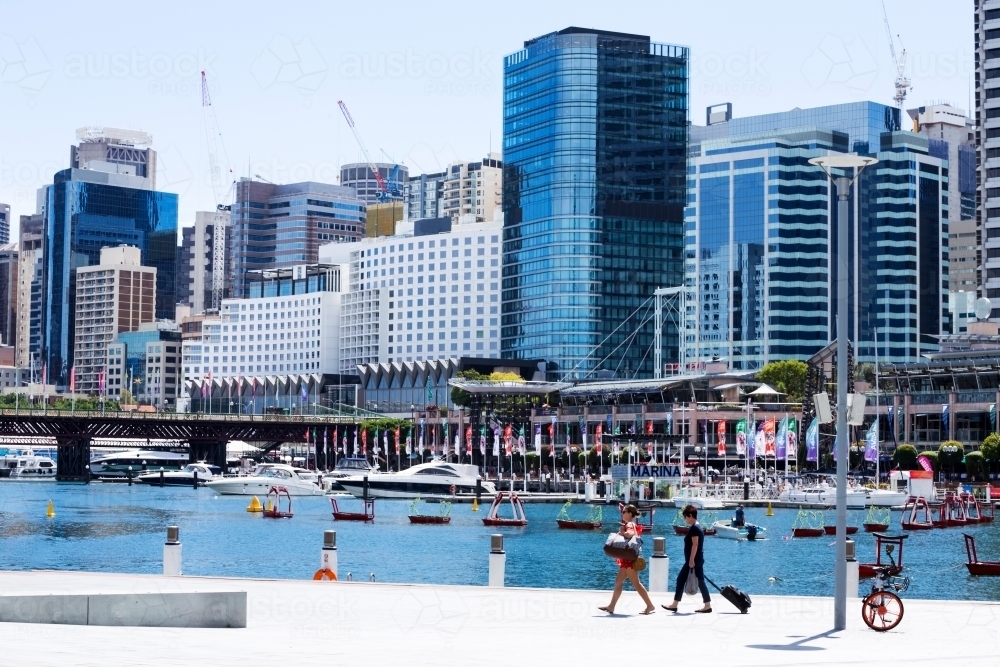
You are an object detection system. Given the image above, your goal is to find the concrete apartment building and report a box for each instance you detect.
[403,156,503,223]
[0,203,9,244]
[16,214,43,372]
[73,245,156,394]
[177,209,231,314]
[977,1,1000,318]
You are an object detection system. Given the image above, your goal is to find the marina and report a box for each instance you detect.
[2,482,1000,601]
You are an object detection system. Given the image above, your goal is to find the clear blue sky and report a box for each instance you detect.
[0,0,973,238]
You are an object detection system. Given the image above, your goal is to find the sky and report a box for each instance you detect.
[0,0,974,240]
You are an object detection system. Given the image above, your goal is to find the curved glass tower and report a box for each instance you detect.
[501,27,688,380]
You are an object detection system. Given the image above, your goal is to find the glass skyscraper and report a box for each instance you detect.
[686,101,949,368]
[501,27,688,379]
[42,167,177,387]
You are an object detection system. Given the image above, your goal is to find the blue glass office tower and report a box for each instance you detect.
[686,102,949,368]
[43,168,177,386]
[501,28,688,379]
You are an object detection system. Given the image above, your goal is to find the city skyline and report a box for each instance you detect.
[1,1,973,236]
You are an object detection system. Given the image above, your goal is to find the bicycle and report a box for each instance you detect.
[861,561,910,631]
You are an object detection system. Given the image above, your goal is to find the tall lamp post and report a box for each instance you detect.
[809,154,877,631]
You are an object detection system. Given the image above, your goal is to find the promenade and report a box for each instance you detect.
[0,570,996,666]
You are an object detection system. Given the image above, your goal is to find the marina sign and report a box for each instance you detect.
[610,464,682,480]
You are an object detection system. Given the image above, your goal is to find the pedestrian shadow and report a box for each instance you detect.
[747,629,839,651]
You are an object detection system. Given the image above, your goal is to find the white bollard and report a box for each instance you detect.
[846,538,859,600]
[648,536,669,593]
[163,526,182,576]
[584,482,594,502]
[488,534,506,587]
[321,530,338,576]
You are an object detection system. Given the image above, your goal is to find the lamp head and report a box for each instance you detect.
[975,296,992,321]
[808,155,879,170]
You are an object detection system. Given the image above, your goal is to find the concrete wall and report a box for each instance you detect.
[0,591,246,628]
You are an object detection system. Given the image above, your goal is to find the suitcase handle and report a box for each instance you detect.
[703,576,723,593]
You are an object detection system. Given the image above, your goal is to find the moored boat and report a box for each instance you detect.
[823,525,858,535]
[206,463,325,496]
[964,534,1000,575]
[792,527,825,538]
[711,519,765,541]
[135,463,220,486]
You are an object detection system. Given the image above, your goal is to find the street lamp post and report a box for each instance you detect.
[809,154,877,632]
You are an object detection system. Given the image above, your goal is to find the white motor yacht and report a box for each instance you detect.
[337,459,495,498]
[205,463,325,496]
[778,479,867,508]
[712,519,766,541]
[90,450,190,478]
[135,463,221,487]
[322,457,379,491]
[2,452,57,480]
[865,488,909,508]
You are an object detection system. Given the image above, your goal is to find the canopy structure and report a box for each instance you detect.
[749,383,780,396]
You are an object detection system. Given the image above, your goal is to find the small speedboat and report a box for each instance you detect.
[136,463,220,486]
[712,520,766,541]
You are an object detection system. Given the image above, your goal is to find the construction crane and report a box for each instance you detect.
[337,100,389,200]
[200,70,234,311]
[882,1,911,108]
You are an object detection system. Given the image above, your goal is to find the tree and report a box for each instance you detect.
[893,444,918,470]
[965,451,985,481]
[756,360,808,402]
[937,441,964,473]
[449,369,484,408]
[981,433,1000,466]
[855,362,876,385]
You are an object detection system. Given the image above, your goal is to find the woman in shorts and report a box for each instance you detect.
[599,504,655,615]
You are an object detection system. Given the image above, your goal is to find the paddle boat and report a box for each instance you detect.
[482,491,528,526]
[262,486,293,519]
[556,501,602,530]
[964,534,1000,576]
[408,496,451,525]
[330,495,375,522]
[859,533,907,579]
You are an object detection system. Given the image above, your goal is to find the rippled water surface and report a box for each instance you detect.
[2,483,999,601]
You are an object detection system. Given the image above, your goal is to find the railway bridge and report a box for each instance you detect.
[0,410,364,480]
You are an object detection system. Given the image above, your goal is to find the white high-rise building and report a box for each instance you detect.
[403,155,503,223]
[978,2,1000,318]
[321,216,502,370]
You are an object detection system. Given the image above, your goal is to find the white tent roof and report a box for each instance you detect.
[748,383,781,396]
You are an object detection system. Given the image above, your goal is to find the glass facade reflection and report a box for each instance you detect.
[501,28,688,379]
[43,168,177,386]
[686,102,948,368]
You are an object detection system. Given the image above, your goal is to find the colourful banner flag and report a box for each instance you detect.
[716,420,727,457]
[776,417,788,459]
[751,420,764,459]
[806,418,819,463]
[764,418,776,457]
[865,420,879,463]
[786,417,797,460]
[735,419,747,455]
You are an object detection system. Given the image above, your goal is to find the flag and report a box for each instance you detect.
[751,421,764,459]
[301,383,308,404]
[361,428,367,456]
[942,404,949,436]
[887,407,896,444]
[383,429,389,457]
[716,420,727,457]
[595,422,603,453]
[579,416,586,448]
[517,425,526,455]
[776,417,788,459]
[646,420,653,435]
[69,366,75,393]
[353,427,359,457]
[405,430,412,455]
[394,427,400,455]
[534,422,542,451]
[864,420,879,462]
[504,425,513,456]
[547,422,554,444]
[420,420,425,451]
[735,419,747,455]
[479,426,486,456]
[333,426,338,454]
[606,413,613,433]
[786,417,797,460]
[492,426,500,456]
[465,425,473,456]
[454,424,461,457]
[41,363,46,387]
[98,370,105,394]
[806,418,819,463]
[764,418,776,457]
[665,412,673,436]
[442,424,449,458]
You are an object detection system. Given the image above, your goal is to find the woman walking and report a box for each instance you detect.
[599,504,655,615]
[662,504,712,613]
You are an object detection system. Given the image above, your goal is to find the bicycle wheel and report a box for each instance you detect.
[861,591,904,631]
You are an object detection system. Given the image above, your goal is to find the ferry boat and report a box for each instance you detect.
[337,459,495,499]
[90,450,190,478]
[205,463,325,496]
[1,452,57,480]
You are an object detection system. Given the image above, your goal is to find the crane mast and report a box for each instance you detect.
[200,70,233,311]
[882,1,911,108]
[337,100,388,199]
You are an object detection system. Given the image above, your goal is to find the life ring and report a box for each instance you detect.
[312,568,337,581]
[449,485,456,494]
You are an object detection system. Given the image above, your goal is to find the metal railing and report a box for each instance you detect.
[0,408,367,424]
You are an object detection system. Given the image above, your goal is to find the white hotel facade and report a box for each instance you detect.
[321,216,502,370]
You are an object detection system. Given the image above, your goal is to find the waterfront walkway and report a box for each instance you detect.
[1,570,996,666]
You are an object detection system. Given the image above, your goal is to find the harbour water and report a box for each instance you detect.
[1,482,999,601]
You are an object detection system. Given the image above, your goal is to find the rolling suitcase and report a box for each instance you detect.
[705,576,751,614]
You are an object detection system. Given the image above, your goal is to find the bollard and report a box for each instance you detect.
[584,481,594,502]
[370,573,376,582]
[743,481,750,500]
[648,536,669,593]
[363,475,369,500]
[127,466,133,486]
[163,526,182,576]
[321,530,338,576]
[846,538,859,600]
[648,480,655,500]
[193,470,198,489]
[488,534,506,587]
[159,470,165,487]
